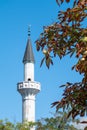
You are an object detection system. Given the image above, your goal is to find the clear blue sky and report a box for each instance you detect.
[0,0,82,122]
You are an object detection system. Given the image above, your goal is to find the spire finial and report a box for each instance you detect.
[28,25,31,37]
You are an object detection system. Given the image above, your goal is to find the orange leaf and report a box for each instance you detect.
[66,0,70,3]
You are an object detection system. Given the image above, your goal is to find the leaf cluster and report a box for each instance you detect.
[35,0,87,119]
[36,111,78,130]
[0,115,79,130]
[0,120,36,130]
[52,82,87,119]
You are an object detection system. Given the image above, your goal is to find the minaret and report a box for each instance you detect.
[17,28,41,126]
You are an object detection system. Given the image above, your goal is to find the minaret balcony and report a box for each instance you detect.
[17,81,41,94]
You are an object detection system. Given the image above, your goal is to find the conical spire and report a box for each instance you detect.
[23,27,35,63]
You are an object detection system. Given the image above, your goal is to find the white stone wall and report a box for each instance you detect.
[24,62,34,81]
[22,94,35,122]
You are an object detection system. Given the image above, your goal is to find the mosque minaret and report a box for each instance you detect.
[17,28,41,129]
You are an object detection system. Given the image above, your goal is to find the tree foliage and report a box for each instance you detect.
[0,120,36,130]
[36,111,79,130]
[0,111,79,130]
[35,0,87,119]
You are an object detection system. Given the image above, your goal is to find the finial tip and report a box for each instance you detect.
[28,25,31,37]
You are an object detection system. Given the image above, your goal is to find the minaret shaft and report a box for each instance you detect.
[22,94,35,122]
[24,62,34,81]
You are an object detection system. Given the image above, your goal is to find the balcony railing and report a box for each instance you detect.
[17,81,41,91]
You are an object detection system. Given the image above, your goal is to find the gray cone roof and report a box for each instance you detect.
[23,38,35,63]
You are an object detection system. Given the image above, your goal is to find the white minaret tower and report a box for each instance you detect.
[17,28,41,127]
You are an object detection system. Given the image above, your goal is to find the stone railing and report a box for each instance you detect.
[17,81,41,91]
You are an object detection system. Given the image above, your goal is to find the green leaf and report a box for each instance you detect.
[40,57,45,67]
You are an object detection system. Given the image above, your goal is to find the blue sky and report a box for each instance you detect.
[0,0,82,122]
